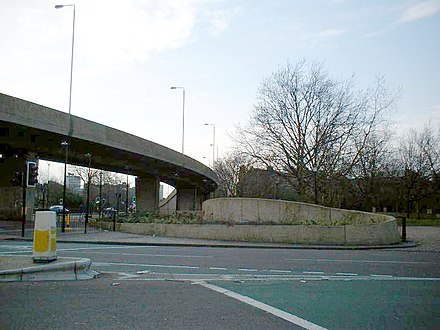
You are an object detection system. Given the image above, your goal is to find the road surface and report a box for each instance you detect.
[1,241,439,329]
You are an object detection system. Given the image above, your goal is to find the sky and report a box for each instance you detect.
[1,0,439,183]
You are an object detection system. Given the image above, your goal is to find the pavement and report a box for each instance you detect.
[1,224,438,282]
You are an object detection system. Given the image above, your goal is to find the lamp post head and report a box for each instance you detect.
[55,4,75,9]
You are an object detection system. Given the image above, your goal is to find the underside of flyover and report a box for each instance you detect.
[0,93,218,220]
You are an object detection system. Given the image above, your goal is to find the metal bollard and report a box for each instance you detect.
[401,216,407,242]
[396,216,407,242]
[112,210,116,231]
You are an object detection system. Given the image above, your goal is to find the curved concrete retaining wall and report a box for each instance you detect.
[95,218,400,246]
[93,198,401,245]
[202,198,394,225]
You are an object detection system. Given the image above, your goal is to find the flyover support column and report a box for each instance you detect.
[176,186,203,211]
[135,175,160,213]
[0,154,37,221]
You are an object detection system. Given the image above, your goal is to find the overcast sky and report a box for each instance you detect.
[1,0,439,182]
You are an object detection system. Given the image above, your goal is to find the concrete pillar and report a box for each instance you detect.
[0,155,37,220]
[0,156,23,220]
[135,175,160,213]
[176,186,203,211]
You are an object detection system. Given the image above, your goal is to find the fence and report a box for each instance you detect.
[53,212,102,234]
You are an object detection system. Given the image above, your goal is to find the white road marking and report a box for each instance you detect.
[286,258,436,265]
[114,272,440,282]
[370,274,393,278]
[77,251,213,258]
[0,244,151,255]
[238,268,258,272]
[92,261,199,269]
[336,272,358,276]
[0,250,32,254]
[268,270,292,273]
[209,267,228,270]
[197,282,327,330]
[58,246,154,252]
[117,272,140,279]
[0,245,32,250]
[303,271,324,274]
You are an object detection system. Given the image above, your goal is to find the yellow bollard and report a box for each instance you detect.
[33,211,57,263]
[66,213,71,231]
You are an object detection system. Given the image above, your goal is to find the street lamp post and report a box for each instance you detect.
[204,123,216,167]
[313,166,318,204]
[56,4,75,232]
[125,173,129,215]
[99,171,103,218]
[84,153,92,234]
[55,4,75,121]
[47,163,50,208]
[61,141,69,232]
[170,86,185,154]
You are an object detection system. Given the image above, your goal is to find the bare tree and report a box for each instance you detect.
[72,166,99,186]
[350,127,397,211]
[418,123,440,178]
[398,123,440,216]
[213,151,252,197]
[234,60,397,205]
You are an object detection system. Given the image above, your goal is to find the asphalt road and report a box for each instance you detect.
[1,241,439,329]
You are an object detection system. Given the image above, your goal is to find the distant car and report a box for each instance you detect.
[49,205,70,215]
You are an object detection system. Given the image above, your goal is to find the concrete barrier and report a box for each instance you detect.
[94,220,400,246]
[202,198,393,225]
[93,198,401,246]
[199,198,400,245]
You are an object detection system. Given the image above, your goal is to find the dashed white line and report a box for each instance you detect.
[238,268,258,272]
[58,246,154,251]
[198,282,327,330]
[92,261,199,269]
[336,272,358,276]
[209,267,228,270]
[303,271,324,274]
[286,258,436,265]
[79,251,213,258]
[268,269,292,273]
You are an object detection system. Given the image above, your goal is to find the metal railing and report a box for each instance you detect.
[54,213,101,234]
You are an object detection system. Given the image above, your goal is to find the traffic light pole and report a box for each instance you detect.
[21,170,26,238]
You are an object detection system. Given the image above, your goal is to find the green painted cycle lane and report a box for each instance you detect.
[211,280,440,329]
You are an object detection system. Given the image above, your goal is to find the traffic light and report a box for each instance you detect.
[11,170,23,186]
[27,161,38,187]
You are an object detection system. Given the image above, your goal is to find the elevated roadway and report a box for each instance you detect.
[0,93,218,218]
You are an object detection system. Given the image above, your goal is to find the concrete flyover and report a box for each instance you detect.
[0,93,218,219]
